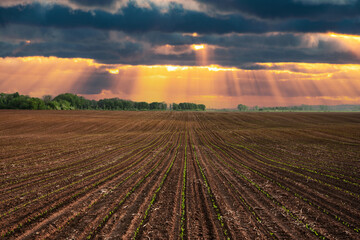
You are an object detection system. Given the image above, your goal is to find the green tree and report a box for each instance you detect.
[197,104,206,111]
[237,104,248,111]
[42,95,52,104]
[172,103,179,110]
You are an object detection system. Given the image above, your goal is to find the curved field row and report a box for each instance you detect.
[194,114,360,201]
[1,113,178,238]
[0,129,168,220]
[193,113,360,239]
[0,110,359,239]
[0,126,168,204]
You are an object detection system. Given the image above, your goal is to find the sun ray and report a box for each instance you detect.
[1,57,360,108]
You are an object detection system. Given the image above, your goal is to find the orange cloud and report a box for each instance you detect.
[0,56,359,108]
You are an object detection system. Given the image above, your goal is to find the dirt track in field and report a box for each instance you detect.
[0,110,359,239]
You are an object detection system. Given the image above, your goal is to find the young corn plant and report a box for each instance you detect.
[180,132,187,240]
[132,136,182,240]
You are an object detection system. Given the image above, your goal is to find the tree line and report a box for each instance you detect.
[237,104,360,112]
[0,92,206,111]
[171,103,206,111]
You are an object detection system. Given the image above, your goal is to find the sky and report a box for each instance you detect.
[0,0,360,108]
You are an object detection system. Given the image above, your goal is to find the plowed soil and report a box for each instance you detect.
[0,110,359,239]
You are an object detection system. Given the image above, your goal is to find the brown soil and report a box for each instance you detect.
[0,110,359,239]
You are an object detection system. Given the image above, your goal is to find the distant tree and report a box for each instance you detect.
[0,92,209,112]
[171,102,205,111]
[47,101,61,110]
[160,102,167,110]
[197,104,206,111]
[42,95,52,104]
[53,93,84,109]
[29,98,46,110]
[237,104,248,111]
[135,102,149,110]
[320,105,329,111]
[149,102,167,110]
[58,100,73,110]
[172,103,179,110]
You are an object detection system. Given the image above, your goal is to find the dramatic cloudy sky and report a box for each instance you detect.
[1,0,360,108]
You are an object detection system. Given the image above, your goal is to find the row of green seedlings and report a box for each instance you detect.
[194,113,359,183]
[132,136,182,240]
[229,129,360,182]
[0,117,175,201]
[0,130,168,219]
[0,131,171,238]
[233,134,360,183]
[1,141,141,206]
[195,113,360,182]
[0,133,83,170]
[2,142,159,239]
[202,129,360,235]
[56,135,174,235]
[1,131,155,195]
[223,143,360,234]
[3,114,176,187]
[0,133,125,186]
[202,146,279,239]
[226,142,360,200]
[191,143,231,240]
[209,129,360,200]
[228,139,360,188]
[86,140,177,239]
[291,129,360,146]
[180,132,187,240]
[0,132,161,207]
[199,134,328,240]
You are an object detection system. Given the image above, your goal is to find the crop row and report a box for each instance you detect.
[0,132,152,197]
[229,141,360,188]
[201,145,278,239]
[0,129,174,238]
[0,134,158,207]
[54,134,175,238]
[198,133,328,239]
[234,136,360,182]
[132,135,182,239]
[227,142,360,200]
[180,132,187,240]
[191,140,231,240]
[198,123,360,237]
[225,143,360,234]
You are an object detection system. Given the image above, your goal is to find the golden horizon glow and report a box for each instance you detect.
[1,56,360,108]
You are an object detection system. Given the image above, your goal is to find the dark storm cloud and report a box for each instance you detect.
[1,2,360,66]
[1,23,359,65]
[3,40,144,63]
[196,0,360,20]
[0,2,268,34]
[69,0,118,7]
[1,2,360,35]
[211,46,358,66]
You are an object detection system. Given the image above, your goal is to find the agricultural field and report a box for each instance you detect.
[0,110,359,239]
